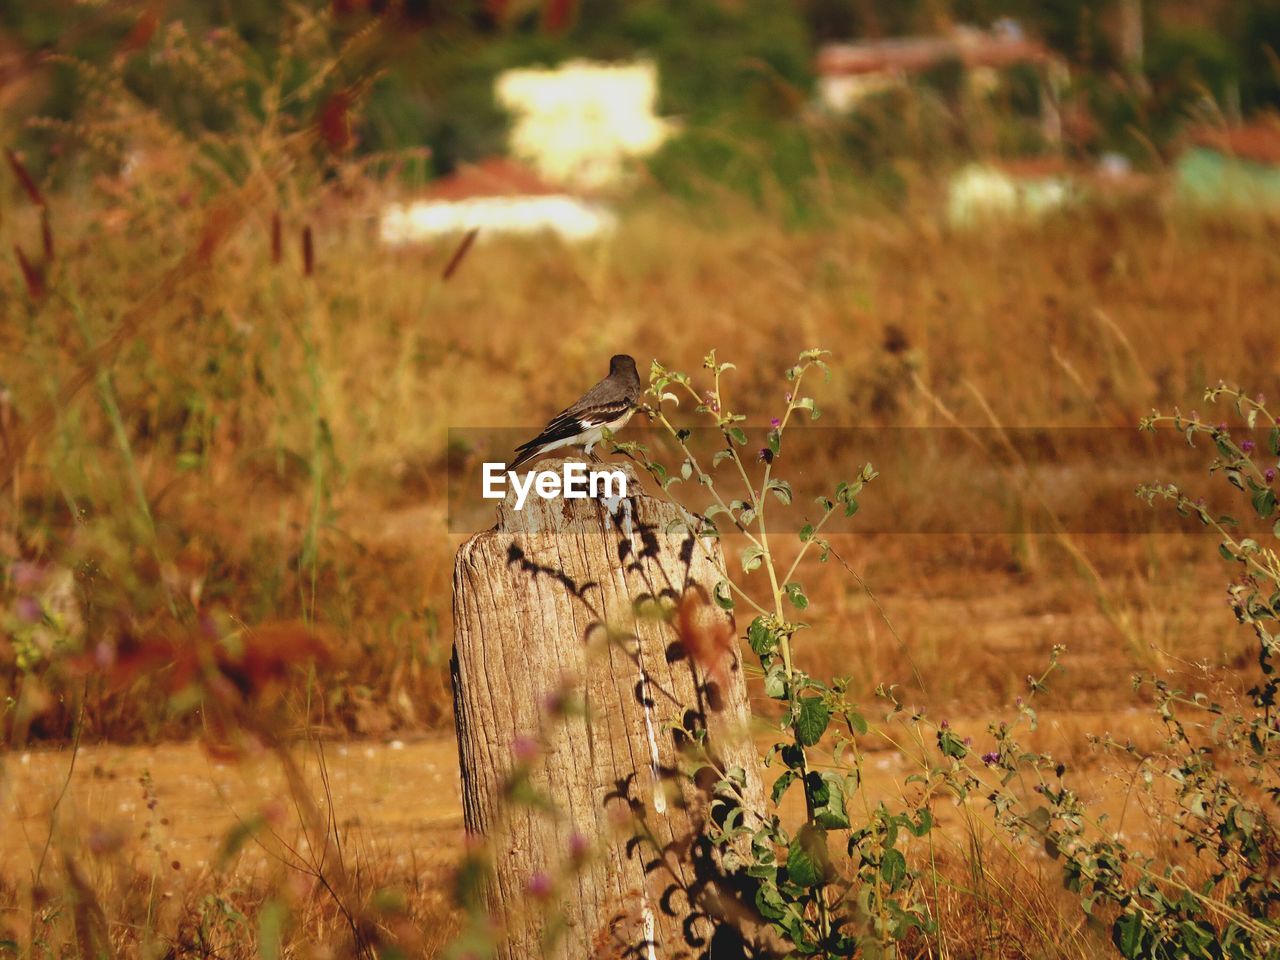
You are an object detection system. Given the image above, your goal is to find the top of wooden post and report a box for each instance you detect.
[490,457,647,536]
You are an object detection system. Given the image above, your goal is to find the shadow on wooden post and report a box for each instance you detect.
[452,458,778,959]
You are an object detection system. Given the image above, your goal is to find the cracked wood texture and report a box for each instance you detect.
[452,458,774,959]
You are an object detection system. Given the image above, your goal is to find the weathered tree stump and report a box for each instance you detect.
[452,458,773,959]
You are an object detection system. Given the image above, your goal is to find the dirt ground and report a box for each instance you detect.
[0,708,1164,892]
[0,738,465,886]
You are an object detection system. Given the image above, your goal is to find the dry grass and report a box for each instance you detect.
[2,37,1278,949]
[6,172,1271,733]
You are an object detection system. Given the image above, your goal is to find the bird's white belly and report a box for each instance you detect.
[581,408,634,452]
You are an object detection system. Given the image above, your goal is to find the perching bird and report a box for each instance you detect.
[509,354,642,470]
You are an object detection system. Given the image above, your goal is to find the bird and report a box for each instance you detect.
[509,354,642,471]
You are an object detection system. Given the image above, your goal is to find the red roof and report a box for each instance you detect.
[426,158,566,201]
[1189,122,1280,166]
[817,34,1054,77]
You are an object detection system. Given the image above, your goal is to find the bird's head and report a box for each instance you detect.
[609,354,638,377]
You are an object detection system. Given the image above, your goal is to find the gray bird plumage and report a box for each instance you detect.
[509,355,642,470]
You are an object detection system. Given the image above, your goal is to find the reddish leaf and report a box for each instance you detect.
[442,227,478,281]
[316,89,354,154]
[14,245,46,301]
[216,621,333,701]
[40,207,54,261]
[542,0,577,32]
[674,585,737,692]
[5,148,44,207]
[301,224,314,276]
[270,210,282,264]
[118,8,160,56]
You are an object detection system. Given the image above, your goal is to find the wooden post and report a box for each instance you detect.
[452,458,773,959]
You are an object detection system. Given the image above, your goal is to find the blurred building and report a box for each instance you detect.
[816,23,1066,139]
[379,157,616,246]
[1176,122,1280,209]
[494,59,674,190]
[946,159,1072,227]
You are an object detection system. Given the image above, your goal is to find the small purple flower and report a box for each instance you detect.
[527,870,553,899]
[963,736,972,747]
[757,448,773,464]
[14,596,41,624]
[703,391,720,414]
[1217,423,1229,433]
[785,392,793,404]
[11,562,44,591]
[981,751,1000,767]
[1241,439,1256,454]
[770,417,781,429]
[1266,468,1276,483]
[513,735,540,764]
[568,831,590,862]
[939,719,949,731]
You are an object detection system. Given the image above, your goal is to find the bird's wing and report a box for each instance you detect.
[514,396,634,453]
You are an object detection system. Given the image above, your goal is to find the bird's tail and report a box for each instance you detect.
[507,445,540,472]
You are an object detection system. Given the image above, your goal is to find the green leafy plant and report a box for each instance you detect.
[618,349,938,955]
[619,358,1280,958]
[956,384,1280,960]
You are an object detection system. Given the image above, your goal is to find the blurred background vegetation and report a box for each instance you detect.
[2,4,1280,955]
[1,0,1279,741]
[4,0,1279,198]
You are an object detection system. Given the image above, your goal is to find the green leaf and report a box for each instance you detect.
[258,899,288,960]
[813,772,849,829]
[798,523,814,542]
[713,580,735,610]
[219,814,266,867]
[879,848,907,888]
[755,882,786,921]
[727,426,748,446]
[834,479,862,517]
[844,709,868,736]
[937,728,969,759]
[771,770,797,804]
[712,449,735,468]
[748,617,779,656]
[783,582,809,610]
[1252,487,1277,519]
[1113,911,1146,959]
[764,665,787,699]
[1269,425,1280,457]
[908,808,934,837]
[793,397,820,421]
[740,545,766,573]
[1219,542,1236,562]
[786,825,830,888]
[766,479,793,505]
[795,696,830,747]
